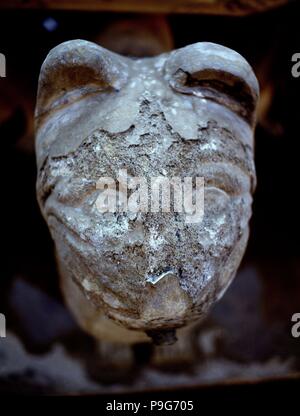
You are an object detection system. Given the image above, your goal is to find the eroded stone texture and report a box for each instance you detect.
[35,40,259,345]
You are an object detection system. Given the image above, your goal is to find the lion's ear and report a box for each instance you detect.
[165,42,259,126]
[35,39,129,124]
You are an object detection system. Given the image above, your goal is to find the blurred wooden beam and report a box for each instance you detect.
[0,0,291,16]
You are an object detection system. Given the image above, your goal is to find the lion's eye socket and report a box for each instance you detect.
[170,68,256,124]
[45,84,111,116]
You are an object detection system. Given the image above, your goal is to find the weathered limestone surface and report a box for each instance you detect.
[35,40,259,344]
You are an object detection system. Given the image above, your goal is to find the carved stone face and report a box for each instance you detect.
[35,40,259,344]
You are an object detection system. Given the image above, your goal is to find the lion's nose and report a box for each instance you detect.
[140,270,190,344]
